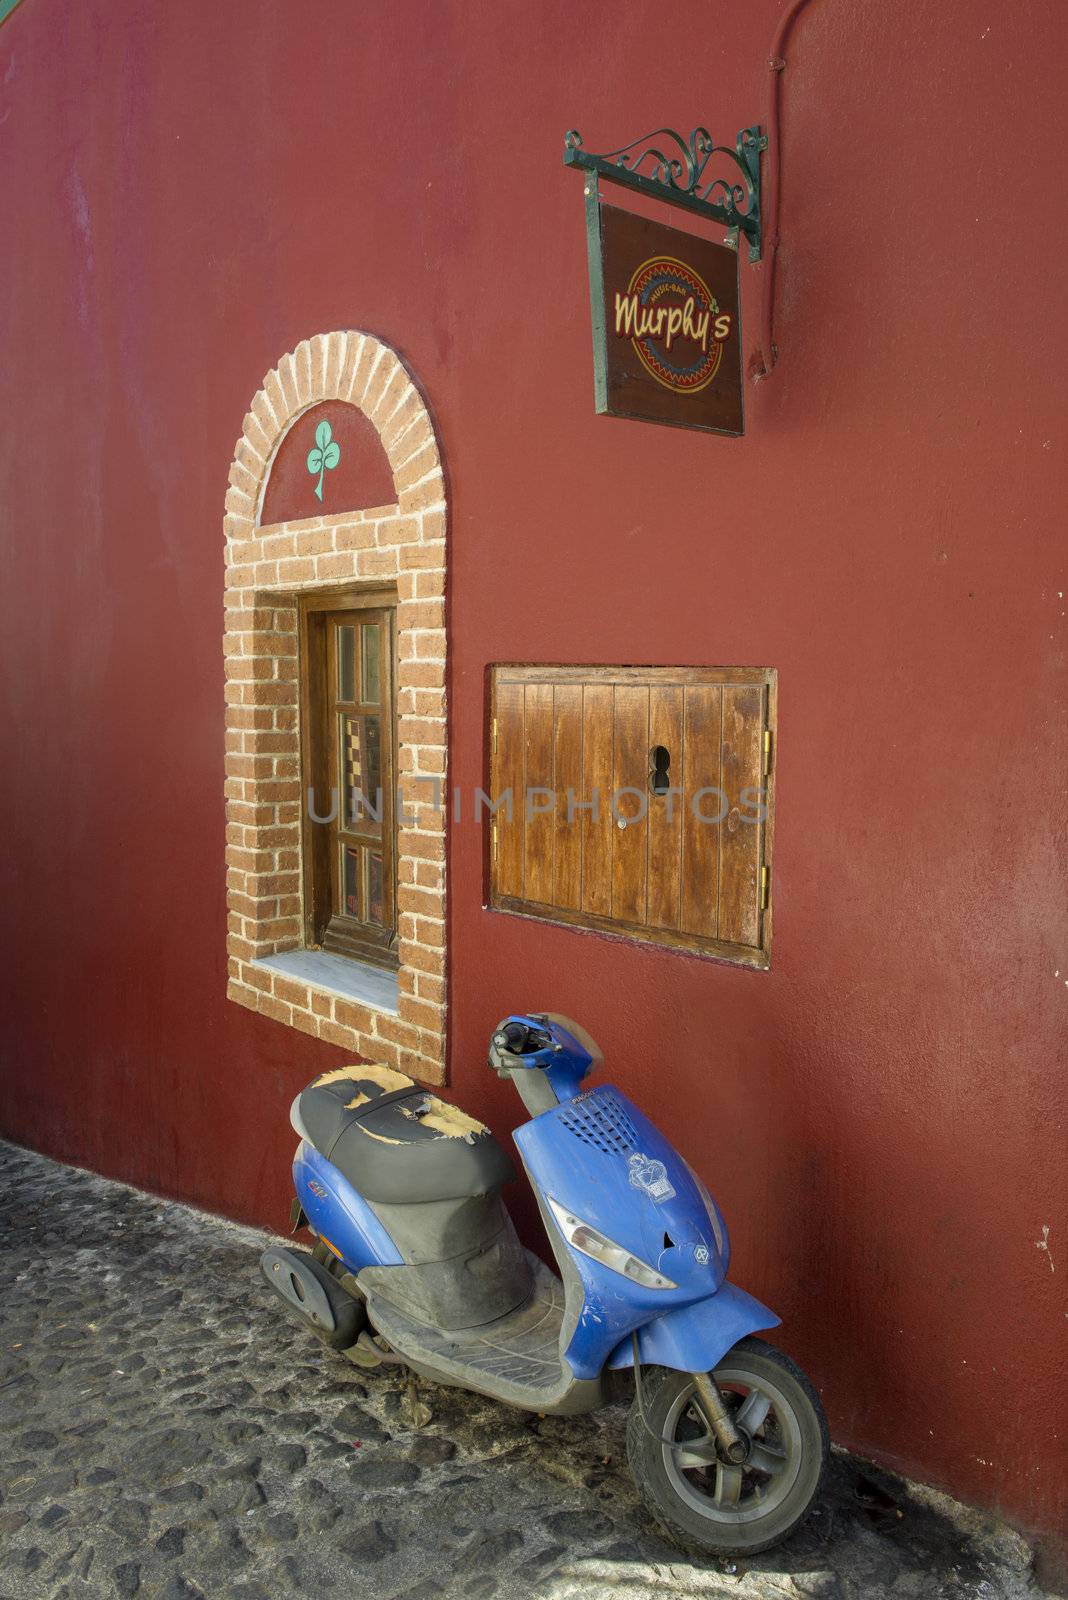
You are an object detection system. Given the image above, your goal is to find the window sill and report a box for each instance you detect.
[251,948,399,1015]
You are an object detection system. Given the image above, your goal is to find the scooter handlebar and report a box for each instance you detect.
[489,1016,553,1073]
[496,1021,532,1053]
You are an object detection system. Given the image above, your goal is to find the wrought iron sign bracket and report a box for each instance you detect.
[564,125,767,263]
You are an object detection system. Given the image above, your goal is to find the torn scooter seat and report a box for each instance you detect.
[295,1065,515,1205]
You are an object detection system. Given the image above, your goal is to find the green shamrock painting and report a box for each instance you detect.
[306,419,341,502]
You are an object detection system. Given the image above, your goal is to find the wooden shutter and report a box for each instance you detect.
[488,665,775,968]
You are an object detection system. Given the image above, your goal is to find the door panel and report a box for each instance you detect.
[489,665,774,968]
[719,684,764,948]
[580,684,614,917]
[523,682,555,905]
[493,680,525,900]
[321,605,397,966]
[681,685,723,940]
[647,685,684,931]
[612,685,649,925]
[552,685,583,910]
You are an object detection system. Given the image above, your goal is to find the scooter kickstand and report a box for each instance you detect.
[347,1331,406,1369]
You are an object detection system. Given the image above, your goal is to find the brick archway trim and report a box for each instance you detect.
[223,332,447,1084]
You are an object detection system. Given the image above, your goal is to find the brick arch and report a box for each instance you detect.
[222,332,448,1084]
[224,332,444,537]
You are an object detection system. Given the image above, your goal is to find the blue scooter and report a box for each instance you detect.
[262,1012,828,1555]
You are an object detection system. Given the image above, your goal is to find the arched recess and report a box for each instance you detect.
[223,332,447,1084]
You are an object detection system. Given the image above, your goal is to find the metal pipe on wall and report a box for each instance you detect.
[749,0,819,380]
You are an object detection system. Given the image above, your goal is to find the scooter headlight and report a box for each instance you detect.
[547,1197,677,1290]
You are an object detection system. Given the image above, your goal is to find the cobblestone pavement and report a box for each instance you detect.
[0,1140,1046,1600]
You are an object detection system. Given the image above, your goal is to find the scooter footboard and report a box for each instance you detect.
[605,1281,780,1375]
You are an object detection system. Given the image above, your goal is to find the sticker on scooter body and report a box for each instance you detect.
[628,1152,676,1203]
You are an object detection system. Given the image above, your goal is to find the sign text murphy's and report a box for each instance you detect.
[586,203,744,435]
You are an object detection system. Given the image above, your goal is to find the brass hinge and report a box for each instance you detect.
[763,729,773,777]
[760,864,770,909]
[492,717,498,753]
[492,820,499,859]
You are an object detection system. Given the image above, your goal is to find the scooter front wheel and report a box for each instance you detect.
[626,1336,828,1557]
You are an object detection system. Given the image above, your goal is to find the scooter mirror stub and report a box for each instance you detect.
[539,1012,604,1070]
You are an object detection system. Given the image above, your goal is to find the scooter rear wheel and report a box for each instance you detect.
[626,1336,828,1557]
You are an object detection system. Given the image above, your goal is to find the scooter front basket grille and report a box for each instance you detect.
[556,1088,638,1155]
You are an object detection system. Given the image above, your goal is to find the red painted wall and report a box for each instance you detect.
[1,0,1064,1548]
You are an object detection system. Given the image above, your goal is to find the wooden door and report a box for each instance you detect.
[488,665,775,968]
[300,596,398,970]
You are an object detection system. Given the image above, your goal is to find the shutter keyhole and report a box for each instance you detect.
[649,745,671,796]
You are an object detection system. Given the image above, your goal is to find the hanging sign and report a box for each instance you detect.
[586,202,743,436]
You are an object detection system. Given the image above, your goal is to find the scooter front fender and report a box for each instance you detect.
[606,1281,780,1375]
